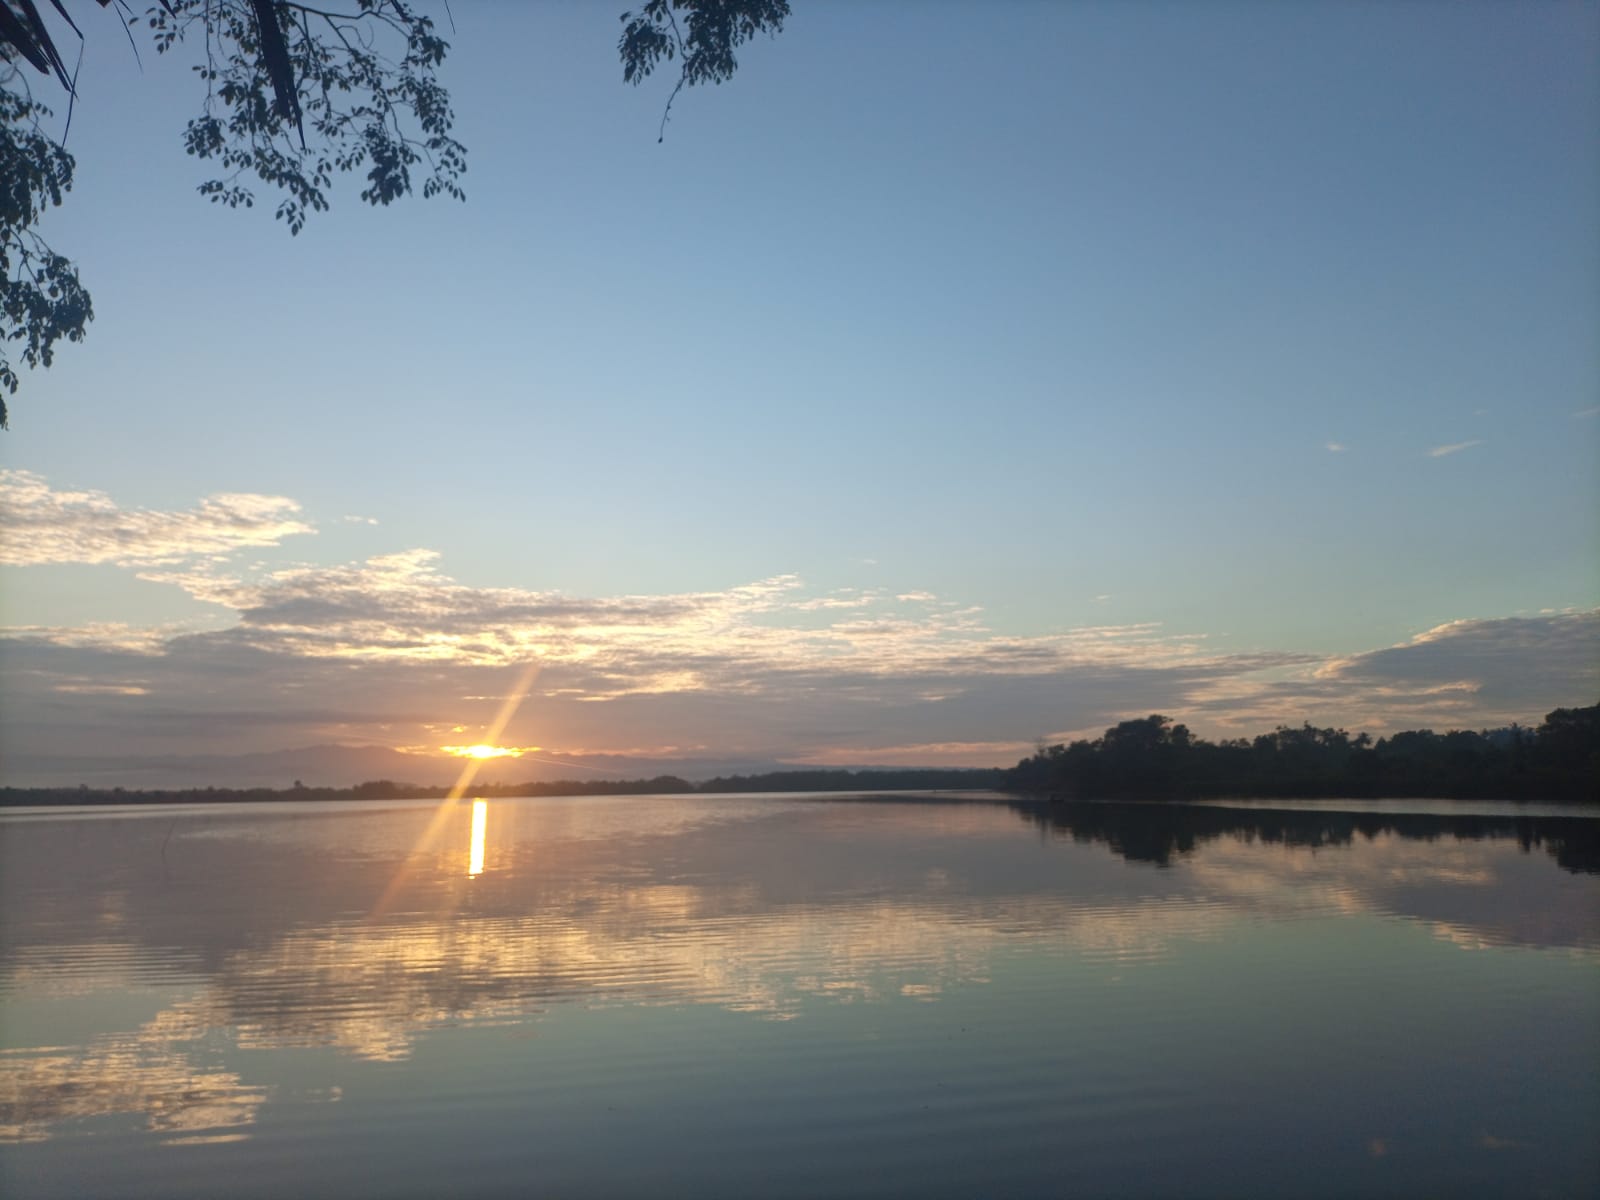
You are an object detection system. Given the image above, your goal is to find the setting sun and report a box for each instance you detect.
[443,744,523,760]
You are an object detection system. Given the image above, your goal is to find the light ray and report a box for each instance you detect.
[370,661,539,916]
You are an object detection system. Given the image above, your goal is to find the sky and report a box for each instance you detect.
[2,1,1597,786]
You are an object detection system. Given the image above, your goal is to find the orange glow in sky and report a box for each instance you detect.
[371,662,540,917]
[443,744,527,760]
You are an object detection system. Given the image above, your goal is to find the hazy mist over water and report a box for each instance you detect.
[2,794,1596,1198]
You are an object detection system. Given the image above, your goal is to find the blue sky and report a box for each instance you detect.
[2,2,1596,783]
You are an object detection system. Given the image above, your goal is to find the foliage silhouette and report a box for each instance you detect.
[1004,704,1599,803]
[0,0,789,426]
[0,71,91,426]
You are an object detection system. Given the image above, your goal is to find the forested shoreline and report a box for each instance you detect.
[0,767,1004,807]
[3,704,1594,807]
[1003,704,1598,803]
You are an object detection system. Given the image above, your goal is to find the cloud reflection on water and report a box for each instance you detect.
[0,1001,269,1145]
[0,796,1595,1145]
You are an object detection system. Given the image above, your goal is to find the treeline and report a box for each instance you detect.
[0,767,1002,807]
[0,776,697,807]
[1004,703,1599,802]
[7,707,1593,807]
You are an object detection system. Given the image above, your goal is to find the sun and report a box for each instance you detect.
[443,743,524,760]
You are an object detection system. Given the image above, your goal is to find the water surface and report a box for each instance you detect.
[2,794,1596,1197]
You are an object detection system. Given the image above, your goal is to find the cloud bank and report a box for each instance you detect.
[2,475,1595,784]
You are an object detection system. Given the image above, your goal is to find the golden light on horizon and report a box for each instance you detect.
[468,800,486,877]
[443,744,525,760]
[371,662,541,917]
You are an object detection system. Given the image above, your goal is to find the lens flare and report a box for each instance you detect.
[371,661,540,916]
[443,744,524,760]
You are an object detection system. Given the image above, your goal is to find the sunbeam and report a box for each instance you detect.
[370,661,540,916]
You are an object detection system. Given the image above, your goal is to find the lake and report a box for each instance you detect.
[2,794,1597,1198]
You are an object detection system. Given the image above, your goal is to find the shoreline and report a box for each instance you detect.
[3,787,1597,815]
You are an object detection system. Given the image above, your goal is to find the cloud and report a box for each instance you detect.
[9,534,1587,780]
[1185,612,1600,733]
[1324,442,1347,453]
[1319,612,1599,715]
[0,471,313,566]
[787,739,1038,766]
[1,601,1588,780]
[11,557,1590,782]
[1425,440,1483,458]
[3,483,1594,778]
[126,552,1223,697]
[1,543,1308,775]
[1573,407,1600,419]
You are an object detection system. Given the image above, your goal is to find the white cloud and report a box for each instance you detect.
[2,477,1593,777]
[129,550,1218,695]
[0,471,314,567]
[4,604,1591,778]
[1325,442,1347,453]
[1425,440,1484,458]
[1,540,1309,774]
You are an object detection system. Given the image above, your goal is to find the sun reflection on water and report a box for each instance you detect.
[2,799,1595,1151]
[370,661,538,915]
[468,799,486,877]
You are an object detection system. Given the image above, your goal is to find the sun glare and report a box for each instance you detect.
[372,664,540,919]
[444,744,523,760]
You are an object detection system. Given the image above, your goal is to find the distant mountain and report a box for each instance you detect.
[0,743,837,790]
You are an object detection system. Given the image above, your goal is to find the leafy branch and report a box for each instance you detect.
[619,0,787,141]
[146,0,466,235]
[0,56,91,428]
[0,0,790,425]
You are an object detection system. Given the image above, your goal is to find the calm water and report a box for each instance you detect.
[1,794,1596,1198]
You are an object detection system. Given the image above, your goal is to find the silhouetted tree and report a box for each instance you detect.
[1005,704,1599,802]
[0,0,789,426]
[1536,703,1600,778]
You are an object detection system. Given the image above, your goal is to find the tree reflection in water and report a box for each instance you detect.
[0,795,1595,1159]
[1006,797,1600,874]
